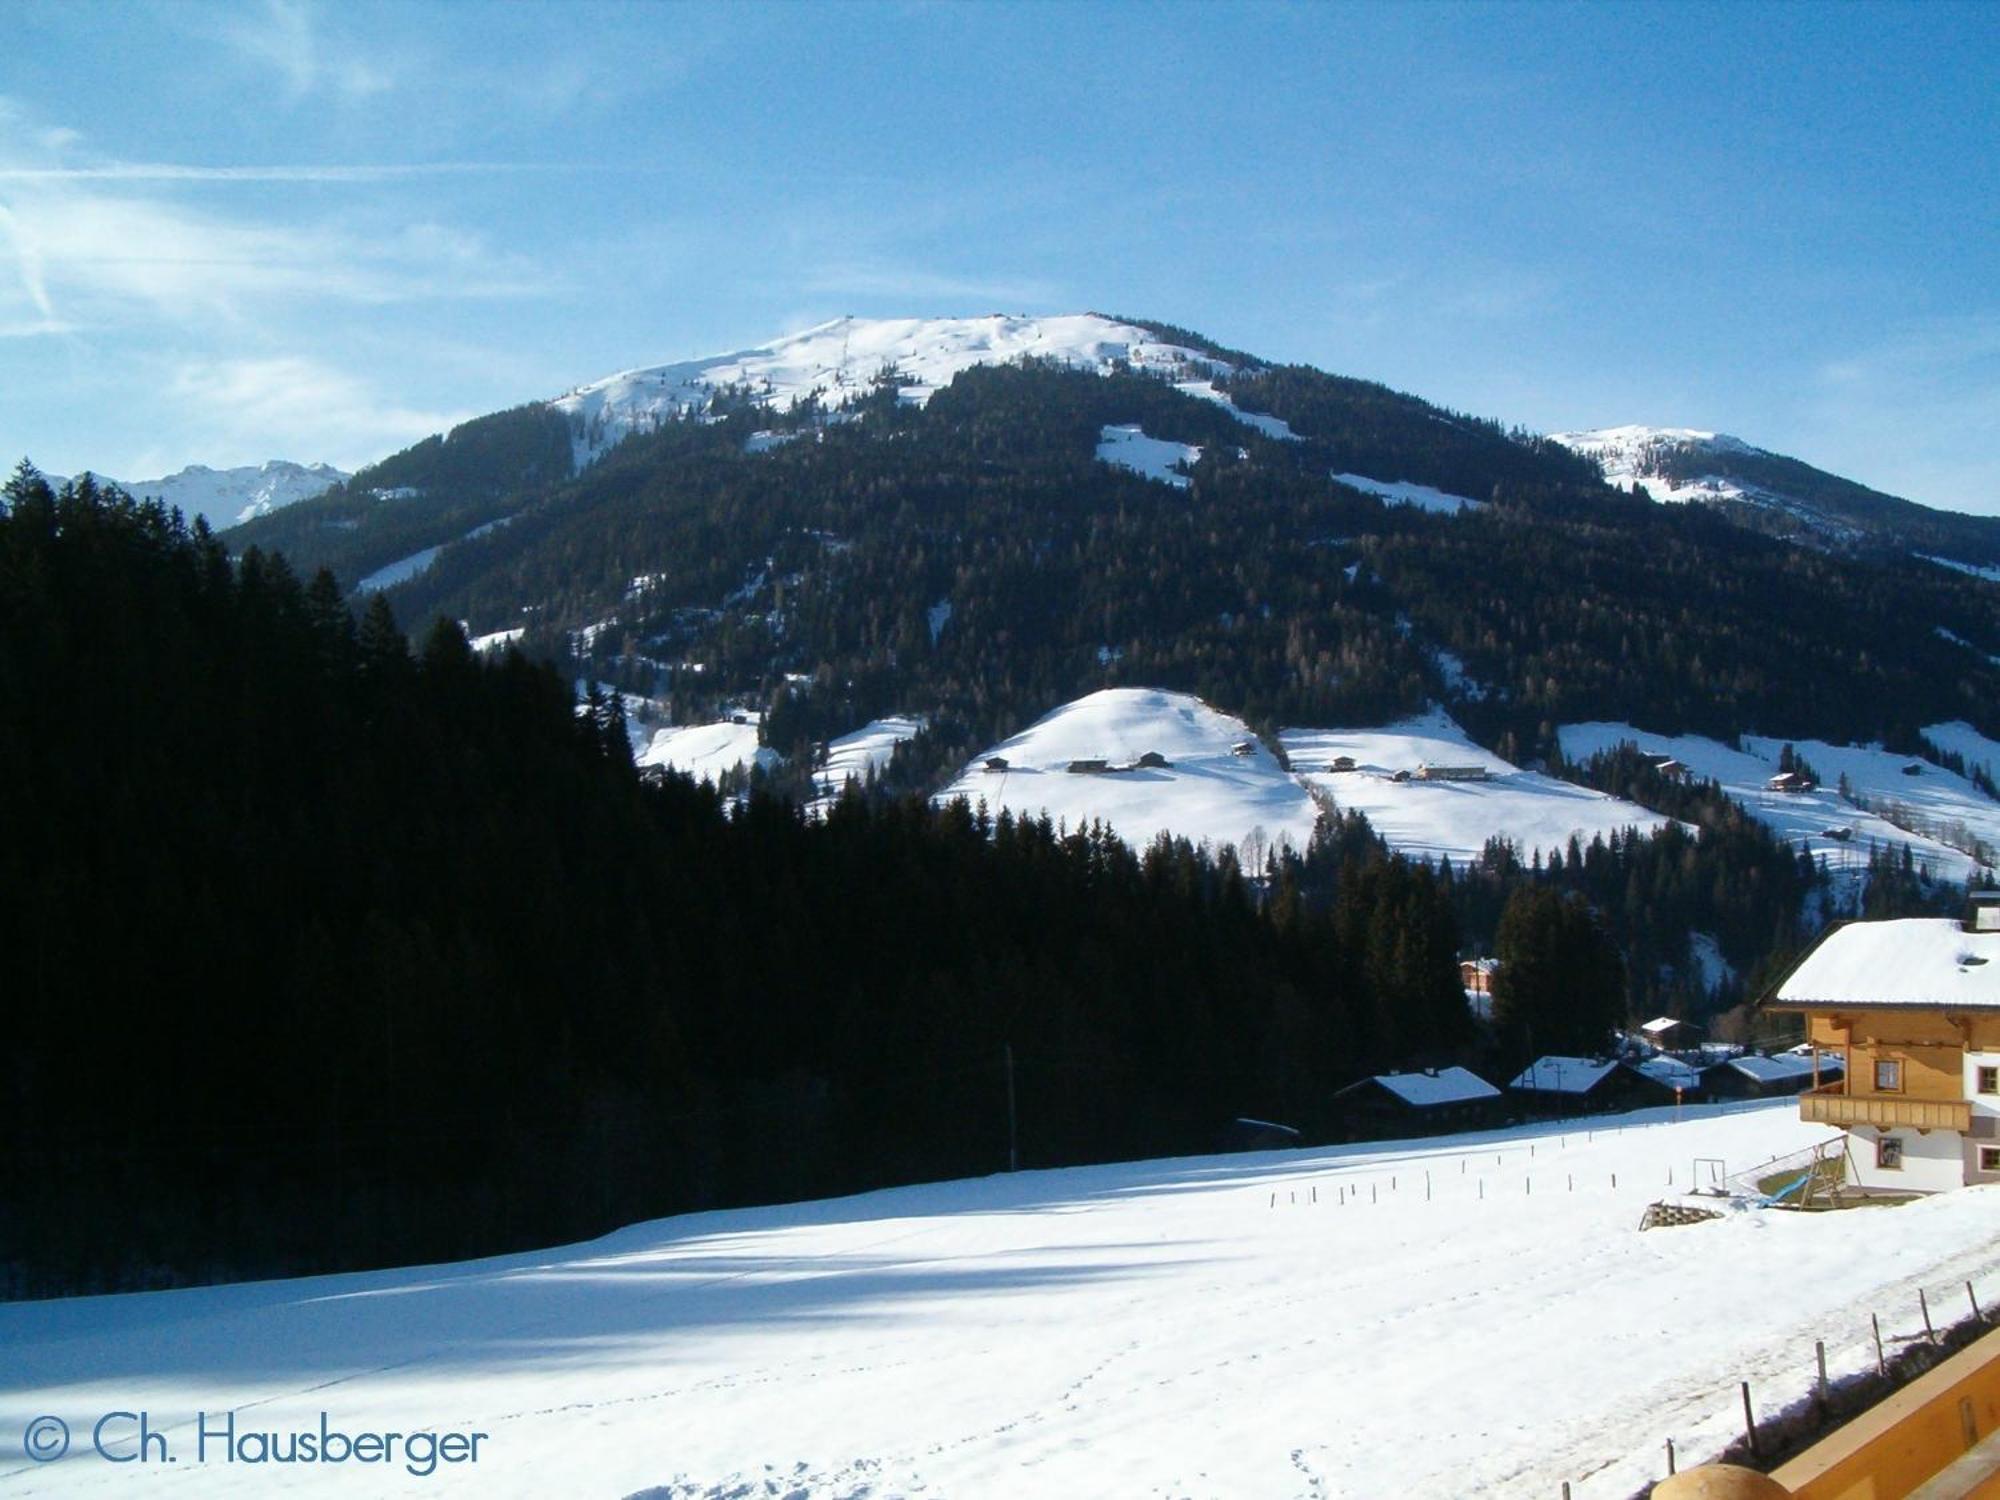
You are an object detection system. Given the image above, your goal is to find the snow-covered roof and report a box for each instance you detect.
[1776,918,2000,1009]
[1638,1016,1683,1036]
[1509,1056,1619,1093]
[1627,1057,1703,1090]
[1724,1053,1838,1084]
[1369,1067,1502,1108]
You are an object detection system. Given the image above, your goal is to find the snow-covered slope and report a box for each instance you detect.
[1285,708,1673,865]
[938,688,1320,860]
[7,1103,1998,1499]
[1561,722,2000,882]
[549,314,1251,469]
[811,715,924,812]
[83,460,347,528]
[1332,472,1484,515]
[1094,424,1200,488]
[636,714,780,782]
[1549,426,1762,506]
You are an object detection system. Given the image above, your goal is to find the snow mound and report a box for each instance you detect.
[550,314,1257,469]
[937,687,1319,859]
[1284,708,1673,866]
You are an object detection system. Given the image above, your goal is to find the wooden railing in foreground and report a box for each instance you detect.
[1652,1324,2000,1499]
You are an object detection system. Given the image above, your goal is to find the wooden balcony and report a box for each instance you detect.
[1799,1082,1971,1133]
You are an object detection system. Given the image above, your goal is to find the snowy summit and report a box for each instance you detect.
[549,314,1247,469]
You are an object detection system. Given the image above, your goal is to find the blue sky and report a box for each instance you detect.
[3,0,1995,510]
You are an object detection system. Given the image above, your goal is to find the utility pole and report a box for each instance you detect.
[1006,1042,1019,1172]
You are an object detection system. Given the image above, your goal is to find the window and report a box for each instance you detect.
[1877,1135,1905,1170]
[1982,1146,2000,1174]
[1875,1058,1903,1092]
[1979,1065,1999,1096]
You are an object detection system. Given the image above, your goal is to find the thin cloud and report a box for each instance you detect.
[167,355,470,472]
[0,162,583,184]
[0,185,554,330]
[215,0,398,103]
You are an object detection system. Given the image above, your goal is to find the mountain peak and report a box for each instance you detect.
[549,313,1241,470]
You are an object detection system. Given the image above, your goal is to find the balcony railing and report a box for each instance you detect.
[1798,1083,1971,1133]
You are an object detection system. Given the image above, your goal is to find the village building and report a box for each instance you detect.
[1325,754,1357,772]
[1768,895,2000,1192]
[1765,770,1816,793]
[1135,750,1172,769]
[1622,1055,1706,1104]
[1507,1055,1623,1111]
[1333,1067,1502,1136]
[1413,763,1490,782]
[982,756,1010,772]
[1702,1051,1844,1101]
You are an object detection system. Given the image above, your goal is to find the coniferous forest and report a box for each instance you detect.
[2,466,1493,1297]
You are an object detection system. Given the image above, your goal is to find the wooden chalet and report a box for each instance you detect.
[1334,1067,1503,1136]
[1767,894,2000,1192]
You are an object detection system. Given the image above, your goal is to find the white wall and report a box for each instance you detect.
[1847,1124,1965,1192]
[1967,1050,2000,1184]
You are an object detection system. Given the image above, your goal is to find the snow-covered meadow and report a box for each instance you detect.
[1287,710,1674,866]
[5,1103,1997,1499]
[934,688,1323,859]
[1560,722,2000,882]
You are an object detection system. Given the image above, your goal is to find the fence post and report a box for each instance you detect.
[1742,1380,1760,1459]
[1666,1437,1676,1474]
[1873,1312,1886,1376]
[1816,1340,1829,1407]
[1970,1281,1984,1324]
[1921,1288,1937,1345]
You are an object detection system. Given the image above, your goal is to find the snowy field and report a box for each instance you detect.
[6,1103,1998,1499]
[1286,709,1674,865]
[936,688,1322,859]
[1330,472,1484,515]
[1561,721,2000,882]
[1095,424,1200,488]
[811,715,925,812]
[636,715,779,782]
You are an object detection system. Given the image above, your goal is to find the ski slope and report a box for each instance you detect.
[1561,722,2000,882]
[1285,709,1674,865]
[936,688,1321,859]
[811,715,925,813]
[7,1104,1998,1499]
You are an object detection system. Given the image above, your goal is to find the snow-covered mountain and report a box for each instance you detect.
[1550,425,1764,506]
[550,313,1261,469]
[1551,424,2000,564]
[80,459,348,528]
